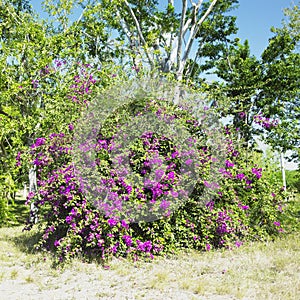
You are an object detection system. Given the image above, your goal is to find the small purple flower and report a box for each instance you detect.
[232,150,239,157]
[121,220,129,229]
[185,159,193,166]
[171,190,178,198]
[31,137,46,148]
[235,241,243,248]
[136,240,152,252]
[206,200,214,211]
[236,173,245,180]
[68,123,74,131]
[273,221,280,227]
[66,215,73,224]
[31,79,39,88]
[155,169,165,181]
[252,168,262,179]
[205,244,211,251]
[224,126,230,135]
[108,218,118,227]
[171,151,179,159]
[160,200,170,210]
[168,172,175,180]
[225,160,234,168]
[15,151,22,167]
[54,240,60,247]
[238,112,246,119]
[246,179,252,185]
[132,65,140,73]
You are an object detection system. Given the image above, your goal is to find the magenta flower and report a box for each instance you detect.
[107,218,118,227]
[238,112,246,118]
[235,241,243,248]
[185,159,193,166]
[252,168,262,179]
[31,79,39,88]
[31,137,46,148]
[168,172,175,180]
[155,169,165,181]
[15,152,22,167]
[171,190,178,198]
[206,200,214,211]
[66,215,73,224]
[160,200,170,210]
[121,220,129,229]
[225,160,234,168]
[273,221,280,227]
[205,244,211,251]
[171,151,179,159]
[236,173,245,180]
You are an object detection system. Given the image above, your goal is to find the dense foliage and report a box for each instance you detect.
[0,0,299,264]
[19,75,292,263]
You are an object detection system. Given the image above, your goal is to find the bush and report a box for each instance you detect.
[22,77,293,263]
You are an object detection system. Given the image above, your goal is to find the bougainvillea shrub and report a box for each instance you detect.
[22,76,291,263]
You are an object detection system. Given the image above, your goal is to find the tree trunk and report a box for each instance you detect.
[280,151,286,190]
[29,166,38,224]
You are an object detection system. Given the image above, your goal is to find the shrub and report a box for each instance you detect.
[22,77,293,263]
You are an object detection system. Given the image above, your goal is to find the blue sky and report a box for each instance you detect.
[233,0,292,57]
[30,0,293,58]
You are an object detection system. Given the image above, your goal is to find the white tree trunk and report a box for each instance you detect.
[280,151,286,190]
[29,166,38,224]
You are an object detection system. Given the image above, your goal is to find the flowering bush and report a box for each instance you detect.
[22,75,293,264]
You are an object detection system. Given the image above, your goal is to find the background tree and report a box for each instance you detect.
[0,0,115,223]
[211,2,299,160]
[41,0,238,81]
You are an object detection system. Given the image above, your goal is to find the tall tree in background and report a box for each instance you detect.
[42,0,238,81]
[0,0,113,209]
[213,2,299,161]
[259,3,300,155]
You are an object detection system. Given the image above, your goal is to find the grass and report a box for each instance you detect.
[0,193,299,299]
[1,191,30,227]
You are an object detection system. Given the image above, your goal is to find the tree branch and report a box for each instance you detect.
[116,9,133,43]
[181,0,218,71]
[123,0,154,68]
[177,0,187,70]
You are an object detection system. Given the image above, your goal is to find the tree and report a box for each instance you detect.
[212,2,299,155]
[41,0,238,82]
[259,3,300,154]
[214,39,262,144]
[0,0,115,224]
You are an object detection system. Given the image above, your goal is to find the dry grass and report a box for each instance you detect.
[0,225,299,299]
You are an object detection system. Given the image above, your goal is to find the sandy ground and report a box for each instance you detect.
[0,226,299,300]
[0,252,241,300]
